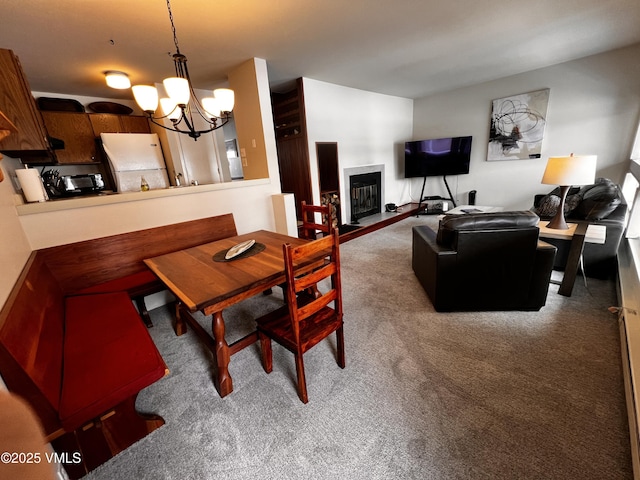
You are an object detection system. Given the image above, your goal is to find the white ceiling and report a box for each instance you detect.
[2,0,640,101]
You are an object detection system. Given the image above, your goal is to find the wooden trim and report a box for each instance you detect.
[340,203,424,242]
[618,239,640,479]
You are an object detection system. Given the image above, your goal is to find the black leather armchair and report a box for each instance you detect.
[412,211,557,312]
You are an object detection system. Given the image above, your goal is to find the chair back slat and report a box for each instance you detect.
[295,263,336,292]
[300,201,331,239]
[297,290,337,322]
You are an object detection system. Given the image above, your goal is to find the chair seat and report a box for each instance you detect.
[256,304,343,354]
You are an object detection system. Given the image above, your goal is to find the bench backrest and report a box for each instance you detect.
[0,252,64,434]
[37,213,238,294]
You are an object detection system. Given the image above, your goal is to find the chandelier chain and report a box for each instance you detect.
[166,0,181,55]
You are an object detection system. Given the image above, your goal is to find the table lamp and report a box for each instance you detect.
[541,153,597,230]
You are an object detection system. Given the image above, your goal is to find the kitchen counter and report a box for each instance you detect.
[15,178,269,215]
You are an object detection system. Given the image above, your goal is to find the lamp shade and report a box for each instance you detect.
[214,88,235,113]
[163,77,190,107]
[541,154,597,186]
[201,97,221,118]
[105,71,131,89]
[160,97,181,121]
[132,85,159,113]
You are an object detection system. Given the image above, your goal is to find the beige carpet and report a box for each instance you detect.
[85,215,632,479]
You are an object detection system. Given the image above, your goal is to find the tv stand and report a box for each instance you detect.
[416,175,457,216]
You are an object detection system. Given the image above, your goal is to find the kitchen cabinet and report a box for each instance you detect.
[41,111,99,164]
[89,114,150,135]
[37,112,151,165]
[118,115,150,133]
[88,114,121,135]
[0,48,50,157]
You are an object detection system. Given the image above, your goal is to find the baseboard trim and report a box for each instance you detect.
[617,239,640,479]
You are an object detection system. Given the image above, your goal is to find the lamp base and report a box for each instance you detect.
[545,215,570,230]
[544,185,571,230]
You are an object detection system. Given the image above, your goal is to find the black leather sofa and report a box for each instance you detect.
[533,178,627,279]
[412,211,557,312]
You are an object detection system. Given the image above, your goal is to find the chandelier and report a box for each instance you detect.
[131,0,234,140]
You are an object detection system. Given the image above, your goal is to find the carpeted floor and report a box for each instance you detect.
[85,216,632,479]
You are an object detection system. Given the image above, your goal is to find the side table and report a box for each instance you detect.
[538,222,607,296]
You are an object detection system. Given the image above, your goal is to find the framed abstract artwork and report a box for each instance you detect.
[487,88,550,161]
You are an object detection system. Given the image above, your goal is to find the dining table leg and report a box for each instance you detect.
[211,310,233,397]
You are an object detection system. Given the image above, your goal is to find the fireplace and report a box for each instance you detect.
[349,171,382,223]
[343,164,385,224]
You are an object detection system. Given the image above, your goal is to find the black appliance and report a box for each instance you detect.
[42,170,105,197]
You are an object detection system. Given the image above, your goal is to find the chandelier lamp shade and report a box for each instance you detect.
[131,0,234,140]
[541,153,597,230]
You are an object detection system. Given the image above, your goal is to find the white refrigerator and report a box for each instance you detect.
[101,133,170,192]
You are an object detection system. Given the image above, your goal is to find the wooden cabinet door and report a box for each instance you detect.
[41,112,98,164]
[89,114,121,135]
[0,48,49,154]
[119,115,150,133]
[89,114,151,135]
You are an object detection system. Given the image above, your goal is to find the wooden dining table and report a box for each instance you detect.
[144,229,309,398]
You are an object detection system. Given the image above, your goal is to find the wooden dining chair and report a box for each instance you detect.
[256,228,345,403]
[288,200,332,300]
[300,200,331,239]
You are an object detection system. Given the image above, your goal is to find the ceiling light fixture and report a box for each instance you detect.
[131,0,234,140]
[104,71,131,89]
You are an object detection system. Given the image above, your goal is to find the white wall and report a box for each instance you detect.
[0,162,31,307]
[412,43,640,210]
[302,78,414,221]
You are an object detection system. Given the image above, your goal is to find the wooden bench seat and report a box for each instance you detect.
[61,292,166,431]
[0,213,238,478]
[0,254,167,479]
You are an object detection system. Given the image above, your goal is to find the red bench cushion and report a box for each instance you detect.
[59,292,166,431]
[73,270,161,295]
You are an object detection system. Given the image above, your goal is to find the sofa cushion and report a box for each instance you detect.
[534,191,583,217]
[437,211,539,247]
[571,179,622,220]
[59,292,166,431]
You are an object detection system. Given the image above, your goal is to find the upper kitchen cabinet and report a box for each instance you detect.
[38,112,151,165]
[0,48,50,156]
[118,115,150,133]
[89,114,150,135]
[41,111,99,164]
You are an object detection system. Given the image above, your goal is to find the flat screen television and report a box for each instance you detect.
[404,136,472,178]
